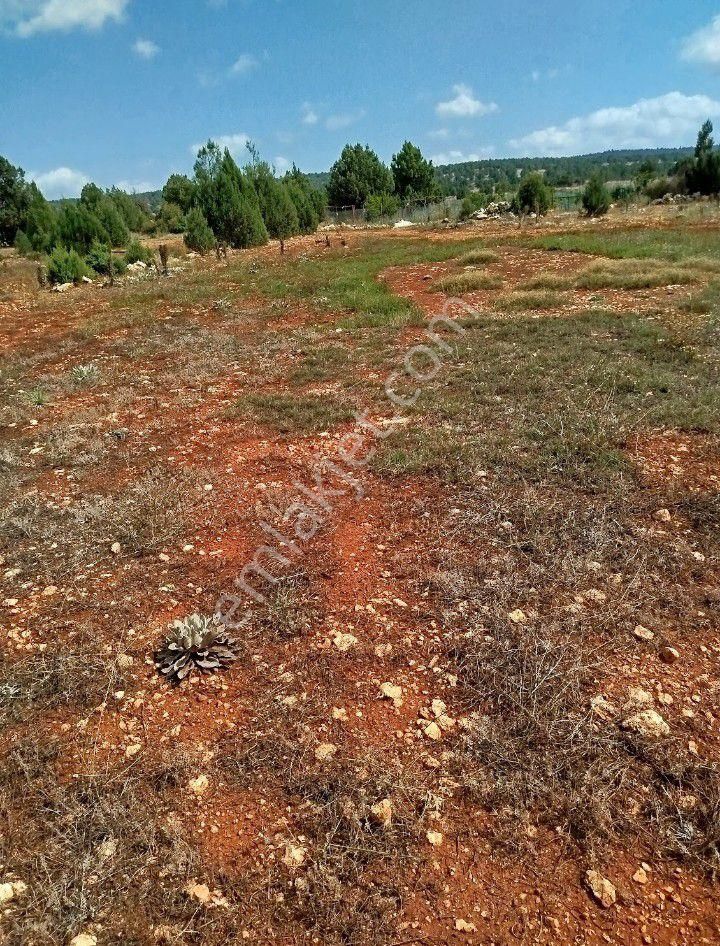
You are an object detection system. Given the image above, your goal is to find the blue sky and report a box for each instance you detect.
[1,0,720,198]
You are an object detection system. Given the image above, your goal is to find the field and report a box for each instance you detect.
[1,206,719,946]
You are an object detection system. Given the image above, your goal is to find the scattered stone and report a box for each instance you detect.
[52,282,72,293]
[69,934,97,946]
[333,632,358,653]
[379,682,403,707]
[431,698,447,717]
[332,707,347,721]
[185,883,212,904]
[659,645,680,665]
[117,653,134,669]
[41,585,57,596]
[626,687,654,707]
[189,774,210,796]
[633,867,648,885]
[590,695,618,721]
[110,542,121,555]
[369,798,393,828]
[508,608,527,624]
[585,589,607,604]
[423,721,442,741]
[374,643,392,658]
[633,625,655,642]
[282,844,307,869]
[455,918,477,932]
[125,743,142,758]
[426,830,443,846]
[0,880,26,904]
[585,870,617,908]
[315,742,337,762]
[653,508,672,523]
[97,838,118,861]
[622,709,670,739]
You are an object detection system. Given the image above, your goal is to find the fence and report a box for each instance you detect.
[325,196,462,226]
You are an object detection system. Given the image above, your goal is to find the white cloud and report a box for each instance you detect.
[133,38,159,59]
[509,92,720,156]
[681,15,720,69]
[301,102,319,125]
[428,128,449,139]
[229,52,258,75]
[190,133,251,160]
[115,179,157,193]
[436,84,498,118]
[325,108,366,131]
[274,156,290,174]
[5,0,129,37]
[30,166,89,199]
[430,147,495,165]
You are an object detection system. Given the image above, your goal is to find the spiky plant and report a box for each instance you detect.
[155,613,239,684]
[71,364,100,386]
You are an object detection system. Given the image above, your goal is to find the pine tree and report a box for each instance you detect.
[327,144,394,207]
[184,207,216,254]
[391,141,437,200]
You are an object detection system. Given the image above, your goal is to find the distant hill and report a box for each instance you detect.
[431,147,693,193]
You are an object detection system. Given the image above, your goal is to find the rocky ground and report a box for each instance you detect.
[0,206,718,945]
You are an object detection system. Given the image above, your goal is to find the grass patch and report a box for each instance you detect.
[455,248,499,265]
[574,259,702,290]
[230,391,354,433]
[495,289,572,311]
[437,271,503,294]
[526,227,720,262]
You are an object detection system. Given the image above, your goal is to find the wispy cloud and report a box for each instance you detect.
[190,133,251,160]
[301,102,319,125]
[435,84,498,118]
[509,91,720,156]
[229,52,259,75]
[5,0,129,37]
[115,179,158,193]
[430,147,495,165]
[274,156,291,174]
[30,166,89,199]
[681,15,720,69]
[133,38,160,59]
[325,108,366,131]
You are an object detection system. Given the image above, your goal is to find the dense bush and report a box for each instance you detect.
[124,239,155,265]
[85,240,125,276]
[13,230,33,255]
[162,174,196,213]
[683,120,720,196]
[155,201,185,234]
[47,247,89,285]
[459,191,491,219]
[581,175,611,217]
[183,207,216,254]
[194,141,268,249]
[365,192,401,221]
[513,172,553,217]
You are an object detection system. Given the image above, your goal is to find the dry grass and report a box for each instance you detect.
[455,248,499,265]
[436,270,503,293]
[494,289,572,311]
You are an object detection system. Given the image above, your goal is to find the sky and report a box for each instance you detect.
[1,0,720,198]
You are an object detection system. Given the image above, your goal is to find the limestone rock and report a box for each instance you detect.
[585,869,617,908]
[622,709,670,739]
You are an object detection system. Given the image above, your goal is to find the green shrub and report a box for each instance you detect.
[124,239,155,265]
[13,230,33,256]
[581,175,611,217]
[459,191,489,219]
[365,192,401,221]
[86,239,126,276]
[513,173,553,217]
[46,246,89,285]
[183,207,216,254]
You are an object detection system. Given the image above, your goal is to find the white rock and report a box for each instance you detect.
[369,798,393,828]
[508,608,527,624]
[315,742,337,762]
[379,682,403,707]
[0,880,26,904]
[633,624,655,641]
[189,774,210,796]
[622,709,670,739]
[653,508,672,523]
[333,632,358,653]
[585,869,616,907]
[69,934,97,946]
[426,830,443,846]
[282,844,307,869]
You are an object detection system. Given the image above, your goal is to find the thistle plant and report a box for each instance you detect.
[155,613,239,684]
